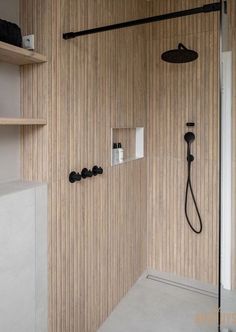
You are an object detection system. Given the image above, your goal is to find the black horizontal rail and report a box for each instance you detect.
[63,2,220,40]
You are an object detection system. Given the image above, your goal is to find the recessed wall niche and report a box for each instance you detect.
[111,127,144,166]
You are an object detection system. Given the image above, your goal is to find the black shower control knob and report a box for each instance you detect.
[88,170,93,177]
[92,166,103,176]
[69,171,82,183]
[81,168,93,179]
[81,168,88,178]
[98,167,103,175]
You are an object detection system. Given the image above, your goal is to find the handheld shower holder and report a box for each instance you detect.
[187,154,194,163]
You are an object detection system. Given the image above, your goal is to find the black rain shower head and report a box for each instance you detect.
[161,43,198,64]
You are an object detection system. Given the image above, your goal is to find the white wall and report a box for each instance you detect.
[0,0,20,182]
[0,181,48,332]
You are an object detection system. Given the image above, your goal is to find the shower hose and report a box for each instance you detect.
[184,145,203,234]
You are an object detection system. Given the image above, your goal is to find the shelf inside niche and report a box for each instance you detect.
[0,117,47,126]
[0,41,47,65]
[111,127,144,166]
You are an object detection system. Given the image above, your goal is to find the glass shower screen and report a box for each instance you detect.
[220,0,236,331]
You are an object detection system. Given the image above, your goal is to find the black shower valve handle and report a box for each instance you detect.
[92,165,103,176]
[69,171,82,183]
[70,166,103,182]
[81,168,93,179]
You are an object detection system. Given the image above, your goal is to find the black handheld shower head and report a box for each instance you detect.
[161,43,198,64]
[183,130,203,234]
[184,132,195,144]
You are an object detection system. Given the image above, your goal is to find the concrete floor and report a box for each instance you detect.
[98,272,221,332]
[221,288,236,332]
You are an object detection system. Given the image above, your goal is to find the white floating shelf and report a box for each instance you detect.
[111,127,144,166]
[0,41,47,65]
[0,118,47,126]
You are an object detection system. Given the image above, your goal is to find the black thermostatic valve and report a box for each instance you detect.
[92,166,103,176]
[81,168,93,179]
[69,166,104,183]
[69,171,82,183]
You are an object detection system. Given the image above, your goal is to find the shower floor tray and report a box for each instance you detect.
[98,271,218,332]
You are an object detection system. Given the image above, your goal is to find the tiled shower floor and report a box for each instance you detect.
[98,272,219,332]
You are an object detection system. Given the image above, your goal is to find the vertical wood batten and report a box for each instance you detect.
[20,1,223,331]
[147,9,219,285]
[21,1,148,331]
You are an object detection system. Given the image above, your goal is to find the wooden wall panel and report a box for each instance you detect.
[20,1,148,331]
[147,8,220,285]
[20,0,222,331]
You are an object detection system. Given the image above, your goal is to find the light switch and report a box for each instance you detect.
[22,34,35,50]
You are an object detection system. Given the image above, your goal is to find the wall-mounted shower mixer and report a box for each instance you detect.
[81,168,93,179]
[184,132,203,234]
[69,171,82,183]
[69,165,104,183]
[92,165,103,176]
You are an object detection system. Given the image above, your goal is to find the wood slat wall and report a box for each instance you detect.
[20,1,148,331]
[147,4,220,285]
[20,0,224,331]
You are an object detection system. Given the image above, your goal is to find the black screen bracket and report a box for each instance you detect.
[63,2,220,40]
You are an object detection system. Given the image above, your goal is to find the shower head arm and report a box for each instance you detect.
[178,43,187,50]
